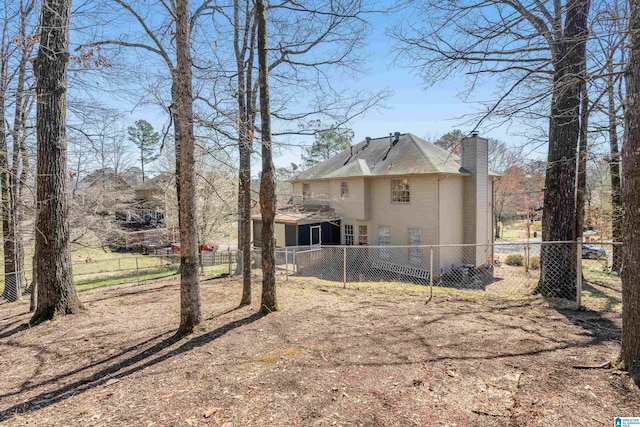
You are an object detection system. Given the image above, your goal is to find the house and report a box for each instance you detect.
[252,205,341,247]
[115,173,171,231]
[252,132,498,271]
[73,167,132,199]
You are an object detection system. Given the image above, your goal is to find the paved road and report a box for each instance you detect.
[494,239,542,255]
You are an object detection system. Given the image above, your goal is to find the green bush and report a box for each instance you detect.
[528,256,540,270]
[505,254,524,266]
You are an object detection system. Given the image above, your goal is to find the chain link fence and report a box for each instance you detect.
[0,250,241,305]
[264,241,622,312]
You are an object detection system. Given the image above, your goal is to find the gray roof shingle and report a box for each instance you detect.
[291,133,469,181]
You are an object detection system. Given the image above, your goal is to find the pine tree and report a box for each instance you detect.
[127,119,160,182]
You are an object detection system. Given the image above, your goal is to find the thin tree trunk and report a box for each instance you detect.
[175,0,201,335]
[10,0,33,291]
[607,72,623,272]
[620,0,640,370]
[30,0,82,324]
[30,252,36,312]
[0,30,18,301]
[236,0,254,306]
[575,81,588,241]
[257,0,278,313]
[537,0,590,299]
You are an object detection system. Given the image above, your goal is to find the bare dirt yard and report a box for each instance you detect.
[0,275,638,426]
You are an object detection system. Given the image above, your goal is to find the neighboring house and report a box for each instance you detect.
[252,132,498,271]
[73,167,132,199]
[115,173,171,231]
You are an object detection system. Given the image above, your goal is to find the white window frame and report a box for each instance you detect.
[378,226,390,258]
[310,225,321,246]
[344,224,354,245]
[391,178,410,203]
[358,225,368,245]
[302,183,311,201]
[340,181,349,197]
[409,228,422,264]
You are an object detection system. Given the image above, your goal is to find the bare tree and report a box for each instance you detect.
[77,0,222,331]
[0,8,17,300]
[589,0,627,270]
[620,0,640,372]
[31,0,83,323]
[175,0,201,334]
[232,0,257,306]
[257,0,277,314]
[9,0,37,291]
[394,0,591,298]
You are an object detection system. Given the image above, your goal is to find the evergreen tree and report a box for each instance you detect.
[302,128,353,169]
[127,120,160,182]
[434,129,464,152]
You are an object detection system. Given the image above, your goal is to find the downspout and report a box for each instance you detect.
[436,176,441,246]
[491,177,496,268]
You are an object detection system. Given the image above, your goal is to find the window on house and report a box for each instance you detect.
[344,224,354,245]
[391,178,410,203]
[341,181,349,197]
[302,183,310,201]
[378,226,390,258]
[409,228,422,264]
[358,225,368,245]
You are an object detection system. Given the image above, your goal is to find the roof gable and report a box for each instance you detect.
[292,133,466,181]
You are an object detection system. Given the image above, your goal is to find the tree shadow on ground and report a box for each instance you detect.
[0,322,30,340]
[81,282,178,305]
[0,319,26,335]
[581,281,622,313]
[0,311,264,422]
[540,294,622,369]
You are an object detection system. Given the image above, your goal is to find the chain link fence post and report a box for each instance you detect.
[425,247,433,303]
[285,249,288,282]
[135,257,140,286]
[576,237,583,309]
[343,246,347,288]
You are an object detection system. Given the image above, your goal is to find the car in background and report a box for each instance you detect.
[582,244,606,259]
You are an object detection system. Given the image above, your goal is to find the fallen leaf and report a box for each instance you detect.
[445,365,458,378]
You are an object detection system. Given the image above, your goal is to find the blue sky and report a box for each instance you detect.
[270,8,533,170]
[71,1,537,174]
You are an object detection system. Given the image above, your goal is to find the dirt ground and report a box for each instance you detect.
[0,275,638,426]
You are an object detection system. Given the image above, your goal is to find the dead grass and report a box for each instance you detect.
[0,274,638,426]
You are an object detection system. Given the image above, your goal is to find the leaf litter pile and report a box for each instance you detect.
[0,275,638,426]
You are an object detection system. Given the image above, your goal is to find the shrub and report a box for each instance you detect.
[505,254,524,266]
[528,256,540,270]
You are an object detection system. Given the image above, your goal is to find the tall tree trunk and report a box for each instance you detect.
[620,0,640,371]
[575,82,588,241]
[537,0,589,300]
[10,0,33,292]
[607,72,623,272]
[30,250,36,312]
[236,0,254,306]
[175,0,201,335]
[0,49,18,301]
[257,0,278,313]
[31,0,82,324]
